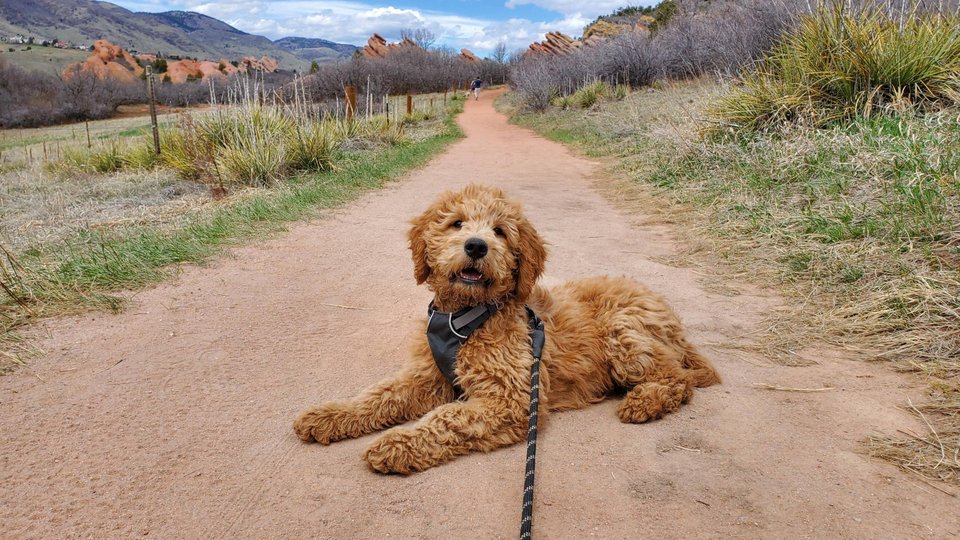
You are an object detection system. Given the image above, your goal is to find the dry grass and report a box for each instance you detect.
[504,77,960,485]
[867,395,960,491]
[0,110,181,165]
[0,163,210,251]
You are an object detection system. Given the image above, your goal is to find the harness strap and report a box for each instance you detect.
[426,302,498,398]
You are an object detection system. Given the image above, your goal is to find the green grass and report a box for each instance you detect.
[0,98,464,371]
[0,45,88,74]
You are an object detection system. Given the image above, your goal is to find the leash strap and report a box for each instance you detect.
[520,307,545,540]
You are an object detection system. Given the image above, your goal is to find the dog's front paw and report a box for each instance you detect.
[363,429,423,474]
[293,403,354,444]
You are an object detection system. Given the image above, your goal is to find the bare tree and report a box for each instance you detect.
[400,27,437,49]
[492,41,508,64]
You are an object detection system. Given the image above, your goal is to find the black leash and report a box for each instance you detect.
[520,307,545,540]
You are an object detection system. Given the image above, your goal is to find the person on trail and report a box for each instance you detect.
[470,77,482,100]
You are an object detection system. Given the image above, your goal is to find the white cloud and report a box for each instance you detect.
[504,0,655,17]
[115,0,604,57]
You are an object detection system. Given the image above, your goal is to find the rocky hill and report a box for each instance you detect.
[526,4,674,57]
[274,37,358,63]
[0,0,355,71]
[62,39,281,84]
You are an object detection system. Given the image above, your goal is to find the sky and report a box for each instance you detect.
[110,0,656,57]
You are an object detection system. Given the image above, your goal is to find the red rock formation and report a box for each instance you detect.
[526,16,653,58]
[526,32,583,57]
[65,39,144,82]
[459,48,480,62]
[361,33,421,58]
[239,56,278,72]
[65,40,277,84]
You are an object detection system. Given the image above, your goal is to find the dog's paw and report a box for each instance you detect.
[363,429,421,475]
[293,403,353,444]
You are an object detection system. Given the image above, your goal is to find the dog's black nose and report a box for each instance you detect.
[464,238,488,259]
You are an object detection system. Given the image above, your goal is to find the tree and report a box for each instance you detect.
[492,41,508,64]
[400,27,437,49]
[152,58,168,73]
[309,60,320,74]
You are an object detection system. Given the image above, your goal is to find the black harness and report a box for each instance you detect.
[426,302,499,398]
[425,301,546,539]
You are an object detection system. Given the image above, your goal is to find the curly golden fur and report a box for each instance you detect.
[294,185,720,474]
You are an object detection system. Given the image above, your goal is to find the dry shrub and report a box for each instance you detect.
[509,0,792,110]
[709,3,960,133]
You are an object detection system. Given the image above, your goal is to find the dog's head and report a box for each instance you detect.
[408,185,546,307]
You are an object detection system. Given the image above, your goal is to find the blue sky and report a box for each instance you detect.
[111,0,654,56]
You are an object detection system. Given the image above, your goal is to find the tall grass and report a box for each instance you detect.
[709,3,960,132]
[53,77,414,190]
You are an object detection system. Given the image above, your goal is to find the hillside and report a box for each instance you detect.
[274,37,358,63]
[0,0,355,71]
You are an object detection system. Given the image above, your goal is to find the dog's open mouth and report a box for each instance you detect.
[456,267,485,284]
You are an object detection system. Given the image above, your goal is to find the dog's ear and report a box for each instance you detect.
[408,206,434,284]
[514,214,547,301]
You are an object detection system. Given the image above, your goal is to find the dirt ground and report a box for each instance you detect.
[2,89,958,539]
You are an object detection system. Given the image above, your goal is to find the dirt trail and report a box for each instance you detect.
[2,90,957,539]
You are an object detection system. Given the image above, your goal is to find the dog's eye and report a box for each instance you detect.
[493,227,505,237]
[451,220,463,229]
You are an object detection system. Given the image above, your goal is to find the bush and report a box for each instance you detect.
[304,46,508,102]
[509,0,793,109]
[570,80,609,108]
[0,56,294,128]
[708,3,960,133]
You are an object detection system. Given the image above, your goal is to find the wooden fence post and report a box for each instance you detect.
[145,65,161,155]
[345,85,357,121]
[85,121,91,148]
[406,94,413,115]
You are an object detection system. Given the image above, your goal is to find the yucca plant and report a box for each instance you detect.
[551,94,573,109]
[56,142,126,174]
[708,2,960,133]
[159,119,209,181]
[121,140,161,170]
[358,116,408,146]
[571,80,609,109]
[288,122,338,171]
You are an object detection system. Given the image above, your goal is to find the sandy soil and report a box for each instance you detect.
[2,90,958,539]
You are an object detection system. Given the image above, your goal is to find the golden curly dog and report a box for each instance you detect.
[294,185,720,474]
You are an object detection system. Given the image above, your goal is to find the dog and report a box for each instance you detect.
[294,185,720,474]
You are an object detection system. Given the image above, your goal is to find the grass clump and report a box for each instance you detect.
[709,3,960,133]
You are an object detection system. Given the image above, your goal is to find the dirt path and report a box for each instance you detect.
[2,90,957,539]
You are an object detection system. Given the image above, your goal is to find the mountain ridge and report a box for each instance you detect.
[0,0,358,70]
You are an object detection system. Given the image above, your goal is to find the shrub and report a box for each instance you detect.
[288,122,339,171]
[571,80,609,108]
[708,3,960,133]
[508,0,793,109]
[122,141,161,170]
[304,46,509,102]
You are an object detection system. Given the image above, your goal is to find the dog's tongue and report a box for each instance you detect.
[460,268,483,281]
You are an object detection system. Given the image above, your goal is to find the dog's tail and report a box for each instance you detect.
[682,346,721,387]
